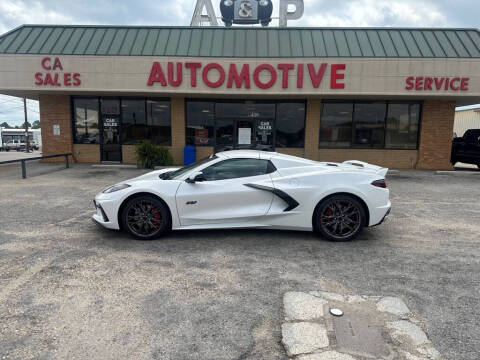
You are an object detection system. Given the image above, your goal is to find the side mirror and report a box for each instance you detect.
[185,171,205,183]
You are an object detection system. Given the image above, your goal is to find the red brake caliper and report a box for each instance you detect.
[152,206,160,226]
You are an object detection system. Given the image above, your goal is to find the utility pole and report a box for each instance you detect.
[23,97,30,153]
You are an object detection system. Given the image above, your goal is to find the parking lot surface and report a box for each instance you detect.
[0,163,479,360]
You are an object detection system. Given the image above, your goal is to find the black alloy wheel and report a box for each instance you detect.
[314,195,366,241]
[121,195,169,240]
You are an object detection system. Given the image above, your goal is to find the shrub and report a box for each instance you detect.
[135,141,173,169]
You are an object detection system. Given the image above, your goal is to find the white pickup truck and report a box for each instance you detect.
[3,139,26,151]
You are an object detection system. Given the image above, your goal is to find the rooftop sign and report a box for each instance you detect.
[191,0,304,27]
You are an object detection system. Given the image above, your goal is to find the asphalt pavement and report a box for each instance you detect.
[0,163,479,359]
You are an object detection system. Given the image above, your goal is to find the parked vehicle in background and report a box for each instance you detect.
[451,129,480,168]
[30,140,39,150]
[4,139,25,151]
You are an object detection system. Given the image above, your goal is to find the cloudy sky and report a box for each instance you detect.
[0,0,479,126]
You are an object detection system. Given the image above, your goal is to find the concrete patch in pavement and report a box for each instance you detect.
[281,291,442,359]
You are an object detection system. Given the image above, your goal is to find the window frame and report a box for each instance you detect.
[71,96,171,146]
[319,100,422,150]
[184,99,306,149]
[199,158,276,182]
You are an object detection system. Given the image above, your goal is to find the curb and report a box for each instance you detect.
[436,170,480,175]
[91,164,137,169]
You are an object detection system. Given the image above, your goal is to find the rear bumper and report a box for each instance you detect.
[370,202,391,226]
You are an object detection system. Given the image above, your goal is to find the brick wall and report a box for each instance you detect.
[317,149,418,169]
[171,97,185,165]
[304,99,321,159]
[39,95,73,162]
[417,100,455,170]
[73,144,100,163]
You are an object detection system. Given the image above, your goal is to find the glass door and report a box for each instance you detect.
[101,99,122,162]
[234,120,255,150]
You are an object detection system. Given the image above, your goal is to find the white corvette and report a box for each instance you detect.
[93,150,391,241]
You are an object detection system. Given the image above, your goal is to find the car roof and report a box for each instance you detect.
[215,150,318,164]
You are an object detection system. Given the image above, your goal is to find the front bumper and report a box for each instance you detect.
[92,198,120,230]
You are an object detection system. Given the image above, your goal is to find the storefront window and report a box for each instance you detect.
[319,102,353,148]
[147,100,171,146]
[216,118,234,151]
[353,102,387,148]
[186,101,215,146]
[74,98,99,144]
[385,103,420,149]
[275,103,305,148]
[320,101,421,149]
[121,99,146,144]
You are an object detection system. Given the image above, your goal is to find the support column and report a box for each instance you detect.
[304,99,321,161]
[416,100,455,170]
[39,95,73,163]
[171,97,185,165]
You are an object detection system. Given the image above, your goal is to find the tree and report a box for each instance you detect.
[32,120,40,129]
[0,122,12,129]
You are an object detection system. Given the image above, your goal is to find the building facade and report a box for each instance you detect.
[454,106,480,137]
[1,25,480,169]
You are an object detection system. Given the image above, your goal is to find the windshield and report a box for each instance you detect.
[160,155,218,180]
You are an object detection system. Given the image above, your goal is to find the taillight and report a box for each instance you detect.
[371,179,387,188]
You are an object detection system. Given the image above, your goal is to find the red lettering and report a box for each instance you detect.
[444,77,449,90]
[424,77,433,90]
[72,73,81,86]
[168,62,182,87]
[308,63,327,88]
[460,77,469,91]
[450,77,460,91]
[64,73,71,86]
[35,72,43,86]
[297,64,304,88]
[147,62,167,86]
[415,77,424,90]
[185,62,201,87]
[202,63,225,88]
[277,63,294,88]
[44,73,54,86]
[41,57,51,70]
[330,64,346,89]
[52,57,63,71]
[405,76,414,90]
[253,64,277,89]
[53,73,61,86]
[434,77,444,90]
[227,64,250,88]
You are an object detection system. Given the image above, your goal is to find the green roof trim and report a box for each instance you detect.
[1,25,479,58]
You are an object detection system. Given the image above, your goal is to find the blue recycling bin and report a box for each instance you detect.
[184,145,196,165]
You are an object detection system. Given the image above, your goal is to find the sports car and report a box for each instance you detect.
[93,150,391,241]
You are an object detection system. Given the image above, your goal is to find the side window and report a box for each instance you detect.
[201,158,275,181]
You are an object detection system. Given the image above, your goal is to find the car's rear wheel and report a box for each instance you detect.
[313,195,366,242]
[121,195,169,240]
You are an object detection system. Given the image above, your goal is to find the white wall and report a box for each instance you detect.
[454,109,480,137]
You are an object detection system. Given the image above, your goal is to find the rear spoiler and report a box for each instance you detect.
[343,160,388,177]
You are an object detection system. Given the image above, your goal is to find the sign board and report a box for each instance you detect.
[192,0,303,27]
[238,127,252,144]
[53,124,60,136]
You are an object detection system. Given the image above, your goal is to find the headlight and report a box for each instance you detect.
[103,184,131,193]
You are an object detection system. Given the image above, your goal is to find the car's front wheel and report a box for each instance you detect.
[121,195,170,240]
[313,195,366,241]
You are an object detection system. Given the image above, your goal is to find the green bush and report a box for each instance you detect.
[135,141,173,169]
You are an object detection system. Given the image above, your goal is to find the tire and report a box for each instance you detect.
[313,195,366,242]
[121,195,170,240]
